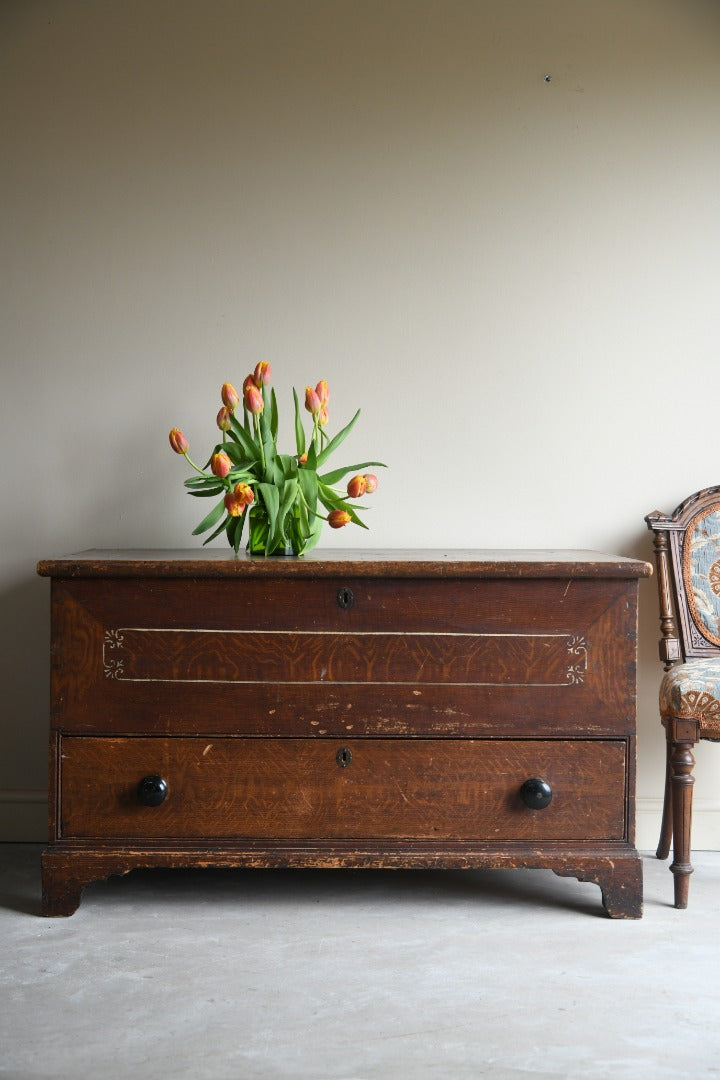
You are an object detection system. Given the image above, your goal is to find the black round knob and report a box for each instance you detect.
[520,777,552,810]
[137,775,168,806]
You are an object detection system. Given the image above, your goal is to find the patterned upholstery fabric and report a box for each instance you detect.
[684,506,720,647]
[660,657,720,739]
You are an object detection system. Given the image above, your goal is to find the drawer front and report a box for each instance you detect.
[52,575,640,738]
[59,736,627,842]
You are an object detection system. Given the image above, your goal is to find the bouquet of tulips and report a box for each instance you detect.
[169,363,385,555]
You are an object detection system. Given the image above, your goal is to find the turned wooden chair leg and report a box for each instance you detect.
[656,735,673,860]
[669,739,696,909]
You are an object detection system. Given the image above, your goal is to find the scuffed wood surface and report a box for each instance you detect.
[59,736,627,842]
[37,548,653,579]
[40,550,645,918]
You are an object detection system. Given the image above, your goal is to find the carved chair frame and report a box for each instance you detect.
[646,484,720,669]
[645,484,720,908]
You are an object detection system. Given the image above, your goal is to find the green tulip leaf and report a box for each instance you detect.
[223,441,249,467]
[184,476,219,490]
[226,510,246,554]
[203,513,232,545]
[298,467,318,512]
[269,387,279,441]
[257,483,280,549]
[305,440,318,471]
[229,416,260,461]
[227,469,256,484]
[277,477,298,527]
[278,454,297,480]
[316,481,368,524]
[319,460,386,485]
[316,408,360,467]
[293,388,306,456]
[188,485,227,497]
[192,497,227,536]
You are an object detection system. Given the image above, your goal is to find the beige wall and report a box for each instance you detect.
[2,0,720,847]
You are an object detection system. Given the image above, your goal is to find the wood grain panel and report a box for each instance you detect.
[56,575,629,634]
[51,576,638,736]
[59,736,627,842]
[103,628,581,686]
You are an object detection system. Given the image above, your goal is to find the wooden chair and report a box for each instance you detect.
[646,486,720,907]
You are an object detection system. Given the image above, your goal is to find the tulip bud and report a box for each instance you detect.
[169,428,189,455]
[363,473,379,493]
[305,386,321,415]
[298,452,308,465]
[316,379,329,405]
[318,404,329,427]
[216,406,232,431]
[253,361,271,387]
[244,383,264,414]
[210,451,232,478]
[221,382,239,410]
[328,509,351,529]
[346,475,367,499]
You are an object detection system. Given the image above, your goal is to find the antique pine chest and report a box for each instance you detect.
[36,549,651,917]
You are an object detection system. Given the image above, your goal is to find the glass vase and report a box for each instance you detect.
[247,503,297,556]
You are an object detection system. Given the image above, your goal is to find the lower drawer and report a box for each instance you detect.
[58,736,627,842]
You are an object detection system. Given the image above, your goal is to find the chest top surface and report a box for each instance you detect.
[37,548,652,580]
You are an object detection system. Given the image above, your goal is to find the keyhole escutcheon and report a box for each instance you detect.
[336,747,353,768]
[337,587,355,610]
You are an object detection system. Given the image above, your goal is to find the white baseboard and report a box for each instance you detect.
[2,790,718,851]
[636,797,720,852]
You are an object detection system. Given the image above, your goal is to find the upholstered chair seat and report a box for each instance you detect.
[660,658,720,741]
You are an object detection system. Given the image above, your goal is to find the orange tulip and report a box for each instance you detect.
[210,451,232,478]
[221,382,239,410]
[224,491,243,517]
[316,379,329,405]
[363,473,378,493]
[253,361,272,387]
[169,428,189,455]
[304,386,321,415]
[244,383,264,414]
[224,482,254,516]
[216,406,232,431]
[318,404,329,427]
[346,475,366,499]
[328,509,351,529]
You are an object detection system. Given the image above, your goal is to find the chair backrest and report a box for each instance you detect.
[646,486,720,668]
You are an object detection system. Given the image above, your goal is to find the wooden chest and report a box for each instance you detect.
[37,549,651,917]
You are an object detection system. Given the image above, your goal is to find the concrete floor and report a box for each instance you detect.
[2,846,720,1080]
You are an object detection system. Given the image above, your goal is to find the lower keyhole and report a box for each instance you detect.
[336,747,352,768]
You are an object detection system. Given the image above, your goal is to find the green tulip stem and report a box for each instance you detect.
[297,486,325,522]
[183,453,209,477]
[253,414,267,472]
